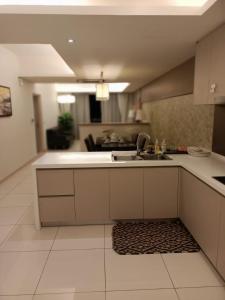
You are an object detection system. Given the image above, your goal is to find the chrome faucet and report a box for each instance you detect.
[136,132,151,155]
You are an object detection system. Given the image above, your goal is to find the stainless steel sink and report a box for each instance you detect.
[112,153,172,161]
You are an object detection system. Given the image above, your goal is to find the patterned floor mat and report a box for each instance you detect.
[112,219,201,255]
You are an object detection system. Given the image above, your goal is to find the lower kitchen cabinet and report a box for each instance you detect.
[143,167,178,218]
[217,201,225,280]
[180,169,222,265]
[74,169,110,224]
[39,196,76,226]
[109,168,143,219]
[37,169,74,196]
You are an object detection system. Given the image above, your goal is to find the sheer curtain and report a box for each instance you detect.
[117,93,129,122]
[101,94,121,123]
[71,94,90,138]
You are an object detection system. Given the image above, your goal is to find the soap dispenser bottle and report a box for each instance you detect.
[161,139,167,154]
[154,139,160,154]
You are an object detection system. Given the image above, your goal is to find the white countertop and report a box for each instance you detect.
[33,152,225,197]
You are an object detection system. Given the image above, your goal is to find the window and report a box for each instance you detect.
[89,94,102,123]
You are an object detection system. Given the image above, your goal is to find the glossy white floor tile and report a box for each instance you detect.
[0,296,33,300]
[0,225,57,252]
[177,287,225,300]
[162,252,224,288]
[52,226,104,250]
[104,225,113,249]
[34,292,105,300]
[36,249,105,294]
[105,249,173,291]
[18,207,35,225]
[0,225,14,245]
[0,207,27,225]
[11,182,35,195]
[106,289,179,300]
[0,194,34,207]
[0,162,225,299]
[0,251,49,295]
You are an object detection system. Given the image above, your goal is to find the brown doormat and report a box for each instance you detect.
[112,219,200,255]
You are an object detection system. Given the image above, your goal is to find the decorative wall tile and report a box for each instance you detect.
[142,94,214,150]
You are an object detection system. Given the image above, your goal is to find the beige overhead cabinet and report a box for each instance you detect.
[194,23,225,105]
[143,167,178,219]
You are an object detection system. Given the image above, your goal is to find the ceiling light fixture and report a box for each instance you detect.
[57,94,76,104]
[68,39,74,44]
[96,71,109,101]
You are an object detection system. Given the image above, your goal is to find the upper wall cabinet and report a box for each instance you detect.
[194,24,225,105]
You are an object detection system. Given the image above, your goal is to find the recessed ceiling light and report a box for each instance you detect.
[68,39,74,44]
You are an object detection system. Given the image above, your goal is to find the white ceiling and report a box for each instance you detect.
[3,44,74,77]
[0,0,224,92]
[0,0,218,15]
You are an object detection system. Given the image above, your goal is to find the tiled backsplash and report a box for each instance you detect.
[142,94,214,150]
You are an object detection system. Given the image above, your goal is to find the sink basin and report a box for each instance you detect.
[112,153,172,161]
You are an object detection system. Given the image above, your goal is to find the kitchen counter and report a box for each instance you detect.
[33,151,225,197]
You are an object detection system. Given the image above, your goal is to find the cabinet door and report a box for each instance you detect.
[74,169,110,224]
[217,201,225,280]
[210,24,225,101]
[144,167,178,219]
[39,196,75,226]
[110,168,143,219]
[180,169,221,265]
[37,169,74,196]
[194,34,212,105]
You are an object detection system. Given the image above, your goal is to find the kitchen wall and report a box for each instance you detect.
[33,83,59,150]
[142,94,214,149]
[0,46,36,182]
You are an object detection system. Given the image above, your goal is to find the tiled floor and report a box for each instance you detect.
[0,162,224,299]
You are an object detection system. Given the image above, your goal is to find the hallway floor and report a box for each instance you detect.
[0,162,224,300]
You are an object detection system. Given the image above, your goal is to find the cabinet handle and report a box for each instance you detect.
[210,83,217,94]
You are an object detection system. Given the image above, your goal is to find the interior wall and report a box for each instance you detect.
[33,83,59,150]
[0,46,36,182]
[142,94,214,149]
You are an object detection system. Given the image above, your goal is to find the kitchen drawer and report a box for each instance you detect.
[39,196,75,226]
[37,169,74,196]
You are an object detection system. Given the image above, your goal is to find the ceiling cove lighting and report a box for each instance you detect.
[55,82,130,93]
[57,94,76,104]
[0,0,216,15]
[0,0,211,6]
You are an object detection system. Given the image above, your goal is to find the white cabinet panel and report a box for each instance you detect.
[74,169,110,224]
[109,168,143,220]
[180,169,221,265]
[144,167,178,219]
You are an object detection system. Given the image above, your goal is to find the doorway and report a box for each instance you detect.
[33,94,44,153]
